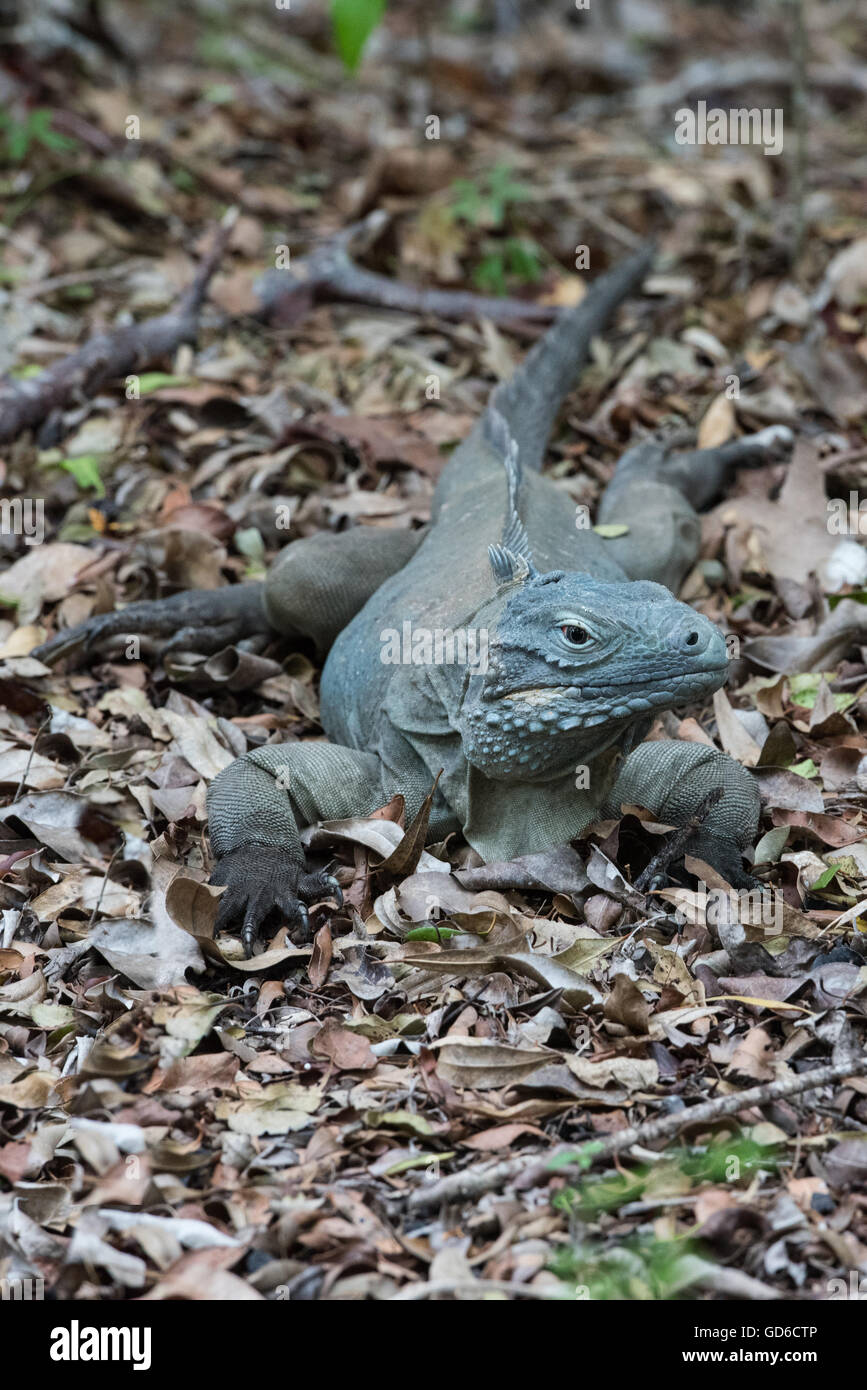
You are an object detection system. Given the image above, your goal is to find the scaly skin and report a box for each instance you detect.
[35,245,789,952]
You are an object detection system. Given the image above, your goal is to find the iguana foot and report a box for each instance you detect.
[33,584,267,667]
[683,830,759,890]
[210,844,343,957]
[635,828,758,894]
[660,425,795,510]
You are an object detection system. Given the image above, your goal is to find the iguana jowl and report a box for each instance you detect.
[37,245,792,953]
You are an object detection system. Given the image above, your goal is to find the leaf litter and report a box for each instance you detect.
[0,0,866,1303]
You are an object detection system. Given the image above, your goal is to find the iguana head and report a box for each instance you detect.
[458,567,729,782]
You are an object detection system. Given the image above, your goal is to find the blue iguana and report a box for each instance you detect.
[37,245,792,953]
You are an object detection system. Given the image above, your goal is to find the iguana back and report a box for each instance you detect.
[320,250,647,748]
[36,241,774,950]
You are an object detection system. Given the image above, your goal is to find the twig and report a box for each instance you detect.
[390,1260,779,1300]
[632,56,867,111]
[690,1261,783,1301]
[13,714,52,804]
[784,0,809,270]
[390,1278,571,1301]
[583,1058,866,1160]
[254,212,559,330]
[633,787,723,892]
[88,846,123,927]
[0,209,238,447]
[405,1056,867,1214]
[17,260,146,300]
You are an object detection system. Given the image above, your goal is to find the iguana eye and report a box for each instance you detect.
[561,624,589,646]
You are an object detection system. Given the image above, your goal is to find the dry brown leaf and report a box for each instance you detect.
[431,1036,559,1091]
[309,1019,377,1071]
[564,1054,658,1092]
[697,393,737,449]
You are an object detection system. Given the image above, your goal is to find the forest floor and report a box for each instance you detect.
[1,0,867,1301]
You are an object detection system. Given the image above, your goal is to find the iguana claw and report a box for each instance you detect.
[300,872,344,910]
[210,845,343,957]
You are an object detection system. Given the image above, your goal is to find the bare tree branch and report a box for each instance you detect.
[254,212,559,330]
[0,208,238,447]
[405,1056,867,1214]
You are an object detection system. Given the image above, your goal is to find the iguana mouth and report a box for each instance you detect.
[504,686,571,703]
[504,666,728,706]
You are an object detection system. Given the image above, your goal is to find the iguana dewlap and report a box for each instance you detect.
[36,244,792,953]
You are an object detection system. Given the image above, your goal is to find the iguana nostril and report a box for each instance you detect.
[673,626,708,653]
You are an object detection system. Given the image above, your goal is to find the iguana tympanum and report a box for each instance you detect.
[37,245,792,954]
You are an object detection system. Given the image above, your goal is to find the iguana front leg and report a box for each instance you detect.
[207,741,386,954]
[602,740,760,886]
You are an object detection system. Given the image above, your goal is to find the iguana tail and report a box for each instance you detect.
[486,241,654,473]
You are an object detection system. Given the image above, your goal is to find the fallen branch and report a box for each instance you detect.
[16,260,145,301]
[689,1261,782,1301]
[255,211,559,329]
[632,56,867,110]
[388,1260,782,1301]
[405,1055,867,1214]
[577,1057,867,1162]
[391,1277,570,1301]
[0,208,238,447]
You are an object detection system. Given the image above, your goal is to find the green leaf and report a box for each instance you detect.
[203,84,237,105]
[405,924,461,942]
[787,757,818,778]
[170,167,196,192]
[58,454,104,496]
[828,589,867,609]
[450,178,483,224]
[1,108,78,164]
[6,122,29,163]
[547,1141,604,1171]
[331,0,386,71]
[136,372,190,394]
[730,585,767,610]
[61,284,94,302]
[234,526,267,578]
[485,164,530,223]
[472,250,507,297]
[811,864,839,891]
[364,1108,434,1136]
[788,673,856,713]
[500,235,543,286]
[450,165,530,229]
[753,826,790,866]
[382,1151,456,1176]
